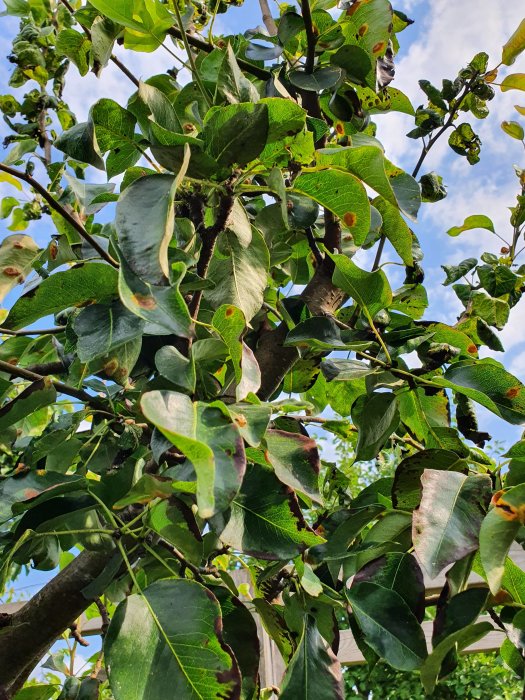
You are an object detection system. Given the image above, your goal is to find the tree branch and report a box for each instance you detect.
[0,359,107,410]
[0,164,119,268]
[301,0,316,74]
[0,550,110,695]
[0,327,64,336]
[258,0,278,36]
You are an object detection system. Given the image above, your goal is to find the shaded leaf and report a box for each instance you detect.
[413,469,491,578]
[265,429,321,502]
[104,579,241,699]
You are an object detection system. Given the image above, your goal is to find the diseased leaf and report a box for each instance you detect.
[265,429,321,502]
[0,234,39,303]
[330,253,393,320]
[204,229,269,322]
[104,579,241,700]
[217,462,324,560]
[292,170,370,245]
[413,469,491,578]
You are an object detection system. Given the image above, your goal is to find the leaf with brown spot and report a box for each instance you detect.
[0,234,39,304]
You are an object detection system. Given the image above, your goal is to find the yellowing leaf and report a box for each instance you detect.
[447,214,495,237]
[0,172,23,190]
[501,73,525,92]
[502,120,525,141]
[515,105,525,116]
[502,18,525,66]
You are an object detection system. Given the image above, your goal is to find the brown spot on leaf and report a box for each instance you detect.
[103,360,119,376]
[50,240,58,260]
[3,266,21,277]
[235,414,247,428]
[467,344,477,354]
[343,212,357,227]
[507,387,521,399]
[13,241,24,249]
[132,293,157,310]
[24,488,40,499]
[335,122,344,135]
[225,306,235,317]
[358,24,369,37]
[373,40,387,54]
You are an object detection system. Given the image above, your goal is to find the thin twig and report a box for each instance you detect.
[94,598,110,637]
[0,327,64,336]
[305,227,324,266]
[157,539,204,583]
[69,622,89,647]
[0,359,108,410]
[0,163,119,268]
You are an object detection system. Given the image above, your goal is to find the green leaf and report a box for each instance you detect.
[292,170,370,244]
[413,469,491,578]
[73,300,144,363]
[116,174,178,285]
[155,345,196,394]
[4,263,118,330]
[113,474,174,509]
[0,234,39,303]
[392,449,467,511]
[373,196,413,265]
[346,582,427,671]
[329,253,393,319]
[289,66,343,92]
[419,622,493,694]
[130,81,180,135]
[285,317,376,352]
[54,120,104,170]
[435,359,525,425]
[90,98,140,177]
[0,378,56,432]
[502,18,525,65]
[264,429,321,502]
[118,257,193,338]
[141,390,245,517]
[104,579,241,699]
[353,392,399,462]
[146,498,203,565]
[280,617,343,700]
[321,358,379,381]
[212,304,261,400]
[353,553,425,622]
[502,120,525,140]
[203,103,269,168]
[442,258,478,285]
[217,462,324,559]
[227,402,271,448]
[55,29,91,76]
[216,44,259,104]
[317,146,397,208]
[204,228,269,322]
[447,214,495,237]
[501,73,525,92]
